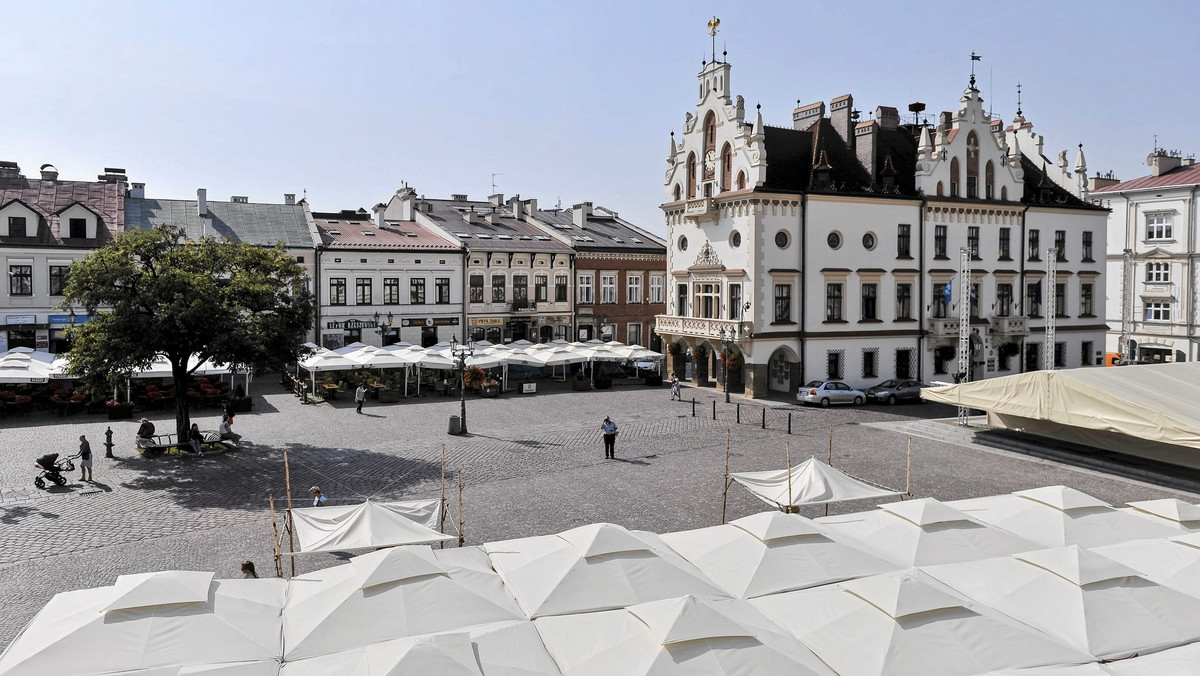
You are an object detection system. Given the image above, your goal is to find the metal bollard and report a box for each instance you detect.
[787,412,792,434]
[104,426,115,458]
[692,398,696,417]
[736,403,740,424]
[712,400,716,420]
[762,408,766,429]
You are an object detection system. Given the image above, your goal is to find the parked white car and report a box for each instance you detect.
[797,380,866,407]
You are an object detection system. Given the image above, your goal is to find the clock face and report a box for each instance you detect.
[704,150,716,172]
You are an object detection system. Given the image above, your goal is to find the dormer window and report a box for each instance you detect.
[8,216,27,237]
[69,218,86,238]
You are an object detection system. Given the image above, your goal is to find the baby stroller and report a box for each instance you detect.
[34,453,75,489]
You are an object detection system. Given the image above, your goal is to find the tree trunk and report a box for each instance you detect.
[171,362,192,441]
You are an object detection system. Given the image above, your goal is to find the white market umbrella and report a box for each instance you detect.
[1104,641,1200,675]
[1094,532,1200,599]
[289,500,454,553]
[1119,499,1200,532]
[0,351,59,383]
[731,457,901,509]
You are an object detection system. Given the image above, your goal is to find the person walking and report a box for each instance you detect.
[601,416,619,459]
[240,560,258,578]
[78,434,93,482]
[309,486,327,506]
[355,383,367,414]
[188,423,204,457]
[218,416,242,445]
[670,373,681,401]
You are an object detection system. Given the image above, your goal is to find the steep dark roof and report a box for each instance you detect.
[871,126,919,194]
[125,197,318,248]
[1019,157,1106,210]
[757,119,908,196]
[421,199,573,253]
[533,209,664,254]
[759,126,812,193]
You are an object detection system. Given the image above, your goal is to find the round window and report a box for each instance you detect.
[862,232,876,250]
[774,231,790,248]
[730,231,742,248]
[827,231,842,249]
[679,236,689,251]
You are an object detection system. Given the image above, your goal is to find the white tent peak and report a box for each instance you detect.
[1014,545,1142,586]
[1015,486,1111,511]
[1128,498,1200,523]
[366,631,483,676]
[350,545,447,590]
[1169,532,1200,550]
[557,523,651,558]
[730,456,901,508]
[842,572,964,619]
[290,499,453,553]
[879,497,969,527]
[627,595,753,645]
[730,511,823,541]
[104,570,215,612]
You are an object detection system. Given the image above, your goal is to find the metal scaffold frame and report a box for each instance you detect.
[1045,248,1057,370]
[957,247,972,426]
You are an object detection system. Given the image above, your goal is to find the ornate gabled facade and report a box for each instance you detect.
[655,44,1109,399]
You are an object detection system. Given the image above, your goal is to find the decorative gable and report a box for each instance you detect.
[57,202,101,239]
[0,199,42,237]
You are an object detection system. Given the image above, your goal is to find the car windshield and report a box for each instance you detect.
[876,380,898,388]
[803,381,824,388]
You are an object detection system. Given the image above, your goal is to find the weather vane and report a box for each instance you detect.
[969,51,981,88]
[1016,82,1023,117]
[707,16,720,63]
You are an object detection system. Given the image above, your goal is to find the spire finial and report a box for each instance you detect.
[1016,82,1023,117]
[707,16,720,63]
[969,51,981,88]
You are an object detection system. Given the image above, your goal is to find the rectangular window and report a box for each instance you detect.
[69,218,87,239]
[1055,283,1066,318]
[469,274,484,303]
[862,348,879,379]
[48,265,69,296]
[861,283,877,320]
[967,226,980,259]
[329,278,346,305]
[600,275,617,304]
[1054,342,1066,369]
[1146,213,1173,240]
[826,350,844,380]
[696,282,719,318]
[1081,341,1094,366]
[384,278,401,305]
[897,224,911,258]
[1080,283,1094,316]
[934,225,947,258]
[999,227,1011,260]
[1146,262,1170,283]
[1025,343,1041,371]
[1028,229,1041,261]
[825,283,843,322]
[1055,230,1067,261]
[356,278,373,305]
[492,274,506,302]
[970,283,980,318]
[996,283,1013,317]
[534,275,548,303]
[409,278,425,305]
[513,274,528,303]
[895,283,912,320]
[1144,301,1171,321]
[677,283,688,316]
[895,348,913,379]
[1026,282,1042,318]
[627,322,642,346]
[649,275,665,303]
[7,216,27,237]
[774,284,792,323]
[932,283,948,319]
[436,277,450,305]
[729,284,742,320]
[578,274,593,304]
[627,275,642,304]
[9,265,32,296]
[967,176,978,199]
[1082,231,1094,261]
[555,275,568,302]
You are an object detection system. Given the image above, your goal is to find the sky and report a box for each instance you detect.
[2,1,1198,236]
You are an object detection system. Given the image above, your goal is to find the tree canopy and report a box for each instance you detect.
[63,225,315,437]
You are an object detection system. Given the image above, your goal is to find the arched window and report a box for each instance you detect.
[686,153,697,198]
[985,160,995,199]
[673,184,681,201]
[936,181,944,197]
[1001,185,1008,201]
[965,131,979,198]
[949,157,960,197]
[737,171,746,190]
[704,112,717,151]
[721,142,732,191]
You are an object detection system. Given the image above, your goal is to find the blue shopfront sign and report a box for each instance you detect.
[48,314,88,325]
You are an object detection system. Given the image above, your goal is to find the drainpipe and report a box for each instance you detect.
[313,246,322,343]
[917,196,926,379]
[461,244,469,342]
[1189,186,1198,361]
[798,193,808,384]
[1017,204,1030,371]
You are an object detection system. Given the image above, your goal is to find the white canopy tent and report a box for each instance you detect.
[749,569,1094,676]
[730,456,902,509]
[288,499,454,553]
[923,545,1200,660]
[483,523,731,618]
[947,486,1179,548]
[0,350,60,383]
[659,511,897,599]
[816,497,1042,567]
[1094,532,1200,599]
[1120,498,1200,532]
[1104,641,1200,675]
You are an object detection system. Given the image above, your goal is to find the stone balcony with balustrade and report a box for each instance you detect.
[927,317,960,337]
[988,315,1028,336]
[655,315,747,341]
[683,197,715,222]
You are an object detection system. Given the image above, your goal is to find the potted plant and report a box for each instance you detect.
[480,377,501,397]
[463,365,486,393]
[572,369,591,391]
[106,399,135,420]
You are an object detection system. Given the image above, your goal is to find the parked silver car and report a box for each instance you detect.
[865,379,928,405]
[797,380,865,407]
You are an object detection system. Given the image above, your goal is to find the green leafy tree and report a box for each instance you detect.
[63,226,315,438]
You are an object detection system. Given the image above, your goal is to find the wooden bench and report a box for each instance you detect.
[136,431,232,456]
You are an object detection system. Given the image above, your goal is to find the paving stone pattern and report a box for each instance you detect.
[0,383,1194,648]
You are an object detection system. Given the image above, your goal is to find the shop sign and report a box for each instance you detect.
[48,314,88,325]
[401,317,461,328]
[987,357,996,372]
[469,317,505,327]
[6,315,36,325]
[326,319,377,330]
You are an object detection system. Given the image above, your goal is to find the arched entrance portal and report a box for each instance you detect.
[768,347,798,393]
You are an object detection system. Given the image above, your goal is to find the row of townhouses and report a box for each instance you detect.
[0,161,666,353]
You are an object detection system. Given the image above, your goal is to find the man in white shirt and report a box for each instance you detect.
[218,416,242,445]
[601,416,618,459]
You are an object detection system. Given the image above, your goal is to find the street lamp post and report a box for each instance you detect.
[373,311,395,342]
[450,336,474,434]
[717,302,751,404]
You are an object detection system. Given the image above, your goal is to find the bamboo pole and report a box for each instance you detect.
[906,438,912,499]
[721,429,731,524]
[457,470,465,547]
[283,449,296,577]
[827,425,833,466]
[440,444,447,549]
[785,441,793,514]
[269,494,283,578]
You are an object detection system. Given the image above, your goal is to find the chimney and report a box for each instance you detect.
[231,196,249,204]
[524,198,538,215]
[572,202,592,227]
[792,101,825,130]
[488,193,504,206]
[1089,172,1120,192]
[372,203,386,228]
[451,193,468,202]
[197,188,208,217]
[0,161,21,179]
[829,95,853,146]
[938,111,953,131]
[397,187,417,221]
[130,182,145,199]
[508,195,524,220]
[1149,150,1183,177]
[1183,157,1196,167]
[284,193,296,205]
[462,207,479,224]
[876,106,900,131]
[39,164,59,181]
[855,121,878,179]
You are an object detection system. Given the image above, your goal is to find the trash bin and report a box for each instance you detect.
[448,415,461,435]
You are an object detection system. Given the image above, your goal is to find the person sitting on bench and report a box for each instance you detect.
[218,415,242,445]
[136,418,156,448]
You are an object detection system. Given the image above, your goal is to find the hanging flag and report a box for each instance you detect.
[1032,280,1043,303]
[942,277,953,304]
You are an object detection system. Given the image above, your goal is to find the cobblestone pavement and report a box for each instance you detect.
[1,382,1195,648]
